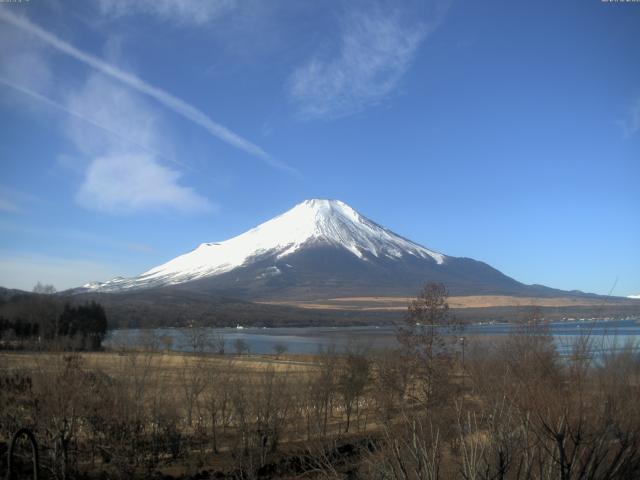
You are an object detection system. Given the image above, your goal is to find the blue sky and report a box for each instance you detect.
[0,0,638,296]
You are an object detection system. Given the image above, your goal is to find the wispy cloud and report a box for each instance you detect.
[2,65,214,215]
[0,186,40,214]
[0,9,296,174]
[0,220,155,254]
[1,73,212,214]
[0,18,52,94]
[64,74,214,214]
[0,198,21,214]
[76,153,213,215]
[0,12,234,217]
[288,7,431,120]
[0,77,187,171]
[96,0,237,26]
[621,97,640,138]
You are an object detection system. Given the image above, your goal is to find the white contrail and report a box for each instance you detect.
[0,9,297,175]
[0,77,192,171]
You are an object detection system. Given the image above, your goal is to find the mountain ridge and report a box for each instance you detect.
[75,199,601,300]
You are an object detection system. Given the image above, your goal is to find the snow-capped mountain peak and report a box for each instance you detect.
[82,199,445,292]
[235,199,444,261]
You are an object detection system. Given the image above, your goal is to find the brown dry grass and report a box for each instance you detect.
[259,295,614,311]
[0,350,316,387]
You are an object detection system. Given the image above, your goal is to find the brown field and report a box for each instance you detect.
[0,348,387,478]
[2,330,640,479]
[259,294,616,311]
[0,349,316,380]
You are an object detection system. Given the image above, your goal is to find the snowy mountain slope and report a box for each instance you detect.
[81,199,447,293]
[77,199,588,300]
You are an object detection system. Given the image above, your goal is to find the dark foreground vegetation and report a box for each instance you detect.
[0,292,108,351]
[3,286,639,331]
[75,287,640,329]
[1,283,640,479]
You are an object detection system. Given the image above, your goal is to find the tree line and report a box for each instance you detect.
[0,292,108,350]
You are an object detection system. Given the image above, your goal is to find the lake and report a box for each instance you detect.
[105,318,640,356]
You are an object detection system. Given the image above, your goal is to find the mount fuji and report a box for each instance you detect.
[77,199,574,300]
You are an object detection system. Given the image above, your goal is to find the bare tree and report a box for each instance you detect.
[234,338,250,355]
[179,356,206,428]
[33,353,87,479]
[273,342,288,358]
[212,331,226,355]
[369,413,442,480]
[397,282,456,406]
[203,358,234,453]
[314,345,338,438]
[337,346,370,433]
[184,320,208,354]
[159,334,174,351]
[33,281,57,294]
[372,349,412,421]
[253,365,293,464]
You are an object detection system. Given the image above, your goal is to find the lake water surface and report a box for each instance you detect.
[105,318,640,356]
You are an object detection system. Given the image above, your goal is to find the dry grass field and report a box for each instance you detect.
[2,287,640,479]
[259,294,617,311]
[0,349,315,376]
[2,331,640,479]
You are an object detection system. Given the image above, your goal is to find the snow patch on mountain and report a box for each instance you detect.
[256,266,282,280]
[628,294,640,299]
[81,199,446,292]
